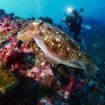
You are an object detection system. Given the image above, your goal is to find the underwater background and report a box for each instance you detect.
[0,0,105,105]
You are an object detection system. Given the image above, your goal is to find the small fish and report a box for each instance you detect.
[17,20,99,78]
[82,24,91,30]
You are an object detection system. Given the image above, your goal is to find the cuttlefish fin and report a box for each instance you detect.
[65,59,100,78]
[34,37,63,64]
[34,37,87,76]
[34,37,100,78]
[86,66,99,78]
[64,59,87,77]
[44,54,60,64]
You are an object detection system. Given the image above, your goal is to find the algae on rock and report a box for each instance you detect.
[0,69,18,99]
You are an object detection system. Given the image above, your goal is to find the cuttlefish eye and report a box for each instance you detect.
[33,19,42,25]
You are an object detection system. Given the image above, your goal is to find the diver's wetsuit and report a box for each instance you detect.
[68,15,82,41]
[63,10,83,41]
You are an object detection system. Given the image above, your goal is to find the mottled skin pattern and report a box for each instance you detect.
[41,23,94,66]
[17,20,98,77]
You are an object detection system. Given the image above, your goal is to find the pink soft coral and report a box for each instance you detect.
[26,66,55,87]
[0,17,19,34]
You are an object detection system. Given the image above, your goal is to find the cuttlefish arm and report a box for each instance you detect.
[34,37,87,77]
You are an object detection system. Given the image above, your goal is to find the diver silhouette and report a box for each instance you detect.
[62,8,84,42]
[62,8,88,52]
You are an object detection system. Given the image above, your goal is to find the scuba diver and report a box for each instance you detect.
[62,8,88,52]
[62,8,84,42]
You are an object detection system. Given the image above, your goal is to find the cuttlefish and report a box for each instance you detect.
[17,20,99,78]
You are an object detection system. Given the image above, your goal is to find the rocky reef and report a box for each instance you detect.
[38,16,53,24]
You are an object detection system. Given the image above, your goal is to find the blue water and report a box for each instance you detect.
[0,0,105,24]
